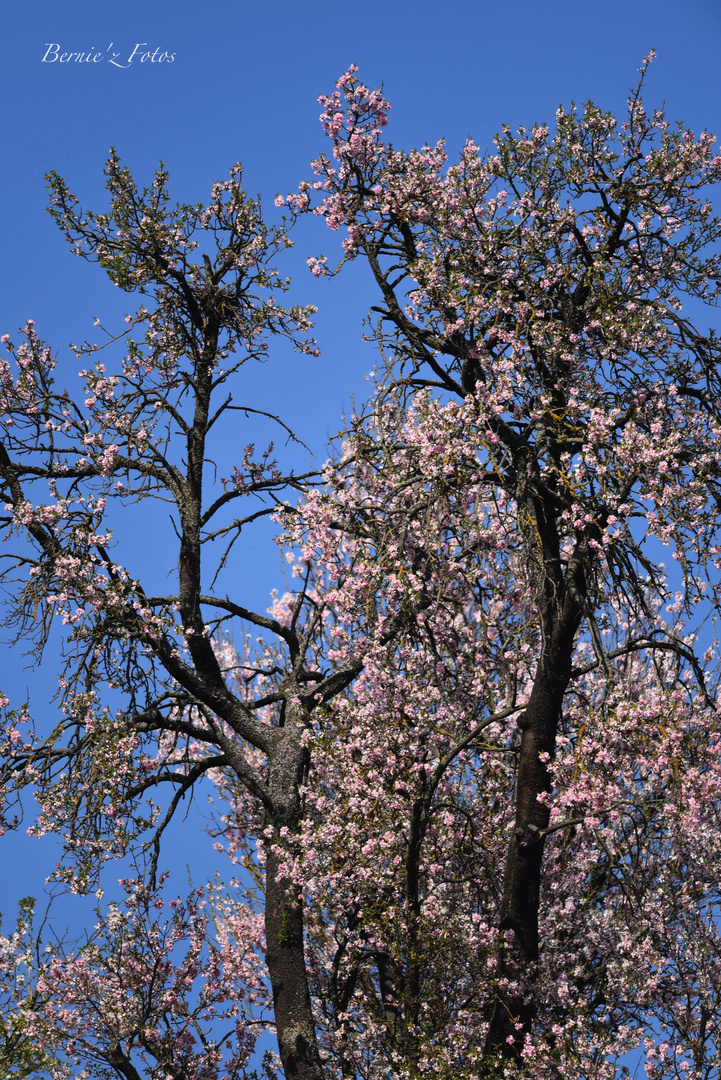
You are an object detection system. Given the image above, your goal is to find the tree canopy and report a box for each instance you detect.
[1,56,721,1080]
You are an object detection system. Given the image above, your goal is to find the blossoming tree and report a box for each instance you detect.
[0,879,272,1080]
[285,55,721,1066]
[1,59,721,1080]
[0,155,359,1080]
[262,392,721,1077]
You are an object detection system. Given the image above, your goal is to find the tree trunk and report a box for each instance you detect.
[486,579,582,1062]
[264,731,325,1080]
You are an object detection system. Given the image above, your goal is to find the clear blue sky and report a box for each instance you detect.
[1,0,720,948]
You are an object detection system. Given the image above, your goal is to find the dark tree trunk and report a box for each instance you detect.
[264,730,325,1080]
[485,507,585,1063]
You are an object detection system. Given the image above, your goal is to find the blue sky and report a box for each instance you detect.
[1,0,720,983]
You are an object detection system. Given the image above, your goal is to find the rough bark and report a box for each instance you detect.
[485,516,585,1062]
[264,730,325,1080]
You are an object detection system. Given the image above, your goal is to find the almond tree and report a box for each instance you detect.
[286,55,721,1064]
[267,389,721,1078]
[0,875,272,1080]
[2,58,721,1080]
[0,156,372,1080]
[5,381,721,1080]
